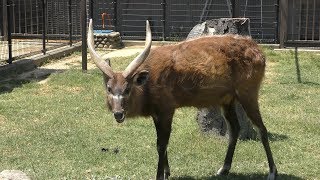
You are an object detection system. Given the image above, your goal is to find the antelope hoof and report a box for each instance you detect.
[267,167,278,180]
[156,176,167,180]
[164,172,170,179]
[216,165,230,176]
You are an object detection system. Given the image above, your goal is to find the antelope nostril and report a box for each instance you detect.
[114,112,124,121]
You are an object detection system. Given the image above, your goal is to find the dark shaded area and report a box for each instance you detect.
[0,68,63,94]
[172,173,303,180]
[268,132,289,141]
[302,81,320,86]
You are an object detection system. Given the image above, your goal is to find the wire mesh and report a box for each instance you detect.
[167,0,231,40]
[92,0,115,31]
[117,0,163,40]
[239,0,278,43]
[95,0,278,42]
[287,0,320,42]
[0,0,82,65]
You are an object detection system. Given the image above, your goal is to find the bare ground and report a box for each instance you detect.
[24,46,145,83]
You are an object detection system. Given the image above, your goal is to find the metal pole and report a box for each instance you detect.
[90,0,93,19]
[275,0,280,43]
[112,0,117,32]
[3,0,8,40]
[161,0,166,41]
[279,0,288,48]
[231,0,239,18]
[6,0,13,64]
[42,0,46,54]
[68,0,72,46]
[81,0,87,71]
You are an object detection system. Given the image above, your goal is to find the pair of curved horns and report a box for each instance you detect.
[87,19,152,79]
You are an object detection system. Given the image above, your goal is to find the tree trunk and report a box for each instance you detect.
[188,18,257,140]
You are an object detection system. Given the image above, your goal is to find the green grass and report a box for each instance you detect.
[0,50,319,179]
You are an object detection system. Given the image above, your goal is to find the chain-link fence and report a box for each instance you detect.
[0,0,82,65]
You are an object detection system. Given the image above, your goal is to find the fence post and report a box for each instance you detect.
[161,0,166,41]
[279,0,288,48]
[2,0,8,40]
[89,0,93,19]
[68,0,73,46]
[231,0,240,18]
[112,0,117,32]
[42,0,46,55]
[6,0,12,64]
[275,0,280,43]
[81,0,87,71]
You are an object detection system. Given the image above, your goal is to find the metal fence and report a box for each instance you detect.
[238,0,279,43]
[90,0,279,42]
[281,0,320,47]
[1,0,319,66]
[0,0,83,65]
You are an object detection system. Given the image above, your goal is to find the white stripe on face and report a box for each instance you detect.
[112,95,124,100]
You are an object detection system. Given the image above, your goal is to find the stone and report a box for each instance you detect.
[206,18,251,36]
[94,32,123,49]
[109,32,120,38]
[0,170,30,180]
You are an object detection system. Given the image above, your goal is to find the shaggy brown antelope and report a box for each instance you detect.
[87,19,277,180]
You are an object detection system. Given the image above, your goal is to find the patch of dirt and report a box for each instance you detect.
[21,46,145,85]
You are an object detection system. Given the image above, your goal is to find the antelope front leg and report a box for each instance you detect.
[153,114,173,180]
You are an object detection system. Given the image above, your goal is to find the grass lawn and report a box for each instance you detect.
[0,49,319,179]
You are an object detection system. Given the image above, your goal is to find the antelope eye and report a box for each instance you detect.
[123,87,130,95]
[107,86,112,93]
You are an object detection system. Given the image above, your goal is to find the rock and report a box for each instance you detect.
[206,18,251,36]
[0,170,30,180]
[109,32,120,38]
[187,22,209,39]
[196,107,227,136]
[94,32,123,49]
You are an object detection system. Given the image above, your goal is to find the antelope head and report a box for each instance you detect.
[87,19,152,123]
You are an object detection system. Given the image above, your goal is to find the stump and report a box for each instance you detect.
[188,18,257,140]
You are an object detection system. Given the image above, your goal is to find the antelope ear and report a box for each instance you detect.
[133,70,149,86]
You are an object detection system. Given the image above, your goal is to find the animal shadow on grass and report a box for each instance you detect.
[302,81,320,86]
[242,132,288,142]
[0,68,63,94]
[171,173,303,180]
[267,132,288,142]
